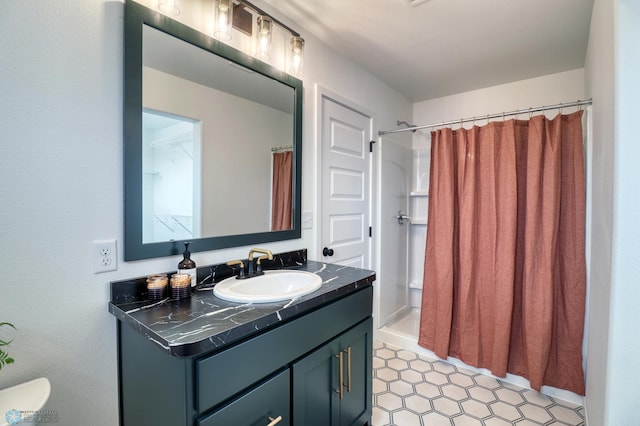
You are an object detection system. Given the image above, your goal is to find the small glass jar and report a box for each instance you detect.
[170,273,191,299]
[146,274,168,300]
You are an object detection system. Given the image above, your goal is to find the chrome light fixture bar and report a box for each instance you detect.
[235,0,300,38]
[158,0,305,76]
[228,0,305,75]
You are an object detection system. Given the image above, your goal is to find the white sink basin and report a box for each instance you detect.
[0,377,51,426]
[214,270,323,303]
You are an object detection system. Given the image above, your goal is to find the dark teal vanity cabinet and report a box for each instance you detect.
[110,260,375,426]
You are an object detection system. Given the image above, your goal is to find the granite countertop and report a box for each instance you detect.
[109,260,375,357]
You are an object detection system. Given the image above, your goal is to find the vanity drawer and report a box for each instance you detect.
[197,369,290,426]
[195,286,373,412]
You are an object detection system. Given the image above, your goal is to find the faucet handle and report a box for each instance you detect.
[255,254,272,273]
[226,260,245,278]
[248,247,273,261]
[256,254,272,265]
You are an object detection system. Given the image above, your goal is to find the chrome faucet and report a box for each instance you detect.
[248,248,273,275]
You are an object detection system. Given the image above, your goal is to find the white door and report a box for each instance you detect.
[320,94,373,269]
[377,134,412,327]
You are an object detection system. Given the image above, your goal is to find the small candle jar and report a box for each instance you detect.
[170,273,191,299]
[146,274,168,300]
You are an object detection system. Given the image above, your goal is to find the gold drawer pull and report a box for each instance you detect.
[344,346,351,393]
[267,415,282,426]
[335,352,344,400]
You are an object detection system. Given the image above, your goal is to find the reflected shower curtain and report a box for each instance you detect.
[271,150,293,231]
[418,111,586,395]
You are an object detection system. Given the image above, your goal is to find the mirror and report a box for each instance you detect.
[124,1,302,260]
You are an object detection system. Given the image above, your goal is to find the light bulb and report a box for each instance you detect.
[255,16,273,60]
[214,0,233,41]
[158,0,180,15]
[289,36,304,76]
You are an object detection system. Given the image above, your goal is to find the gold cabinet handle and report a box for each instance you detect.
[267,415,282,426]
[344,346,351,393]
[335,352,344,400]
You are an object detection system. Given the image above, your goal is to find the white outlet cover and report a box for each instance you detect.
[302,211,313,229]
[93,239,117,273]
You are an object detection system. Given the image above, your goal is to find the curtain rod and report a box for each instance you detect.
[271,145,293,152]
[379,99,592,136]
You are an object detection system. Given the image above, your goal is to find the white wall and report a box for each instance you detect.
[583,0,640,423]
[607,1,640,422]
[413,68,586,127]
[0,1,411,425]
[583,0,615,423]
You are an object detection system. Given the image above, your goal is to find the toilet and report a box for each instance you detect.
[0,378,51,426]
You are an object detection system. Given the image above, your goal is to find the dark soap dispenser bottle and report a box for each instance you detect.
[178,242,197,288]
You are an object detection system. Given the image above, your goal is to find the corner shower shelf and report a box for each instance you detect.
[410,191,428,225]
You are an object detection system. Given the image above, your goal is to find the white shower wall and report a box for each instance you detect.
[375,133,412,329]
[408,145,430,308]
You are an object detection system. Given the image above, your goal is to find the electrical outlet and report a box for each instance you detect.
[93,239,117,273]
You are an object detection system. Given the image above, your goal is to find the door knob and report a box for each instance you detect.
[323,247,334,256]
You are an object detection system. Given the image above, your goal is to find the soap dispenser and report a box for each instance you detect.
[178,242,197,288]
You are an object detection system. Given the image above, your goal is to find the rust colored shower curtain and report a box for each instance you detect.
[418,111,586,395]
[271,150,293,231]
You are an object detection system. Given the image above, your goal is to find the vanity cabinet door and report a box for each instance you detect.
[292,337,341,426]
[292,317,372,426]
[339,317,373,426]
[197,369,290,426]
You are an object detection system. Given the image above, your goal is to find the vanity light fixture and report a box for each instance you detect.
[218,0,305,76]
[157,0,180,15]
[289,36,305,76]
[214,0,234,41]
[255,15,273,60]
[156,0,304,76]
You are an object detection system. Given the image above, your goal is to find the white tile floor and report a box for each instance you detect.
[372,341,585,426]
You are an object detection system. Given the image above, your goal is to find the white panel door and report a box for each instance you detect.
[321,95,372,269]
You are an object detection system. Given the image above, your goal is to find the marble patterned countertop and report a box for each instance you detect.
[109,258,375,357]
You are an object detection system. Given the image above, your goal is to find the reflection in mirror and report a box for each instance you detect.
[124,1,302,260]
[142,109,200,243]
[143,24,294,242]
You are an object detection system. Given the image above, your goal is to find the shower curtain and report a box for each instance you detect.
[271,150,292,231]
[418,110,586,395]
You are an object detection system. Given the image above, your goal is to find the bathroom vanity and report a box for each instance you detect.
[109,257,375,426]
[116,4,373,423]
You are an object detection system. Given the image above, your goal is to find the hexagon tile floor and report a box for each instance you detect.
[372,341,585,426]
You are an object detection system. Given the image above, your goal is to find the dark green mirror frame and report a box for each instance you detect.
[124,0,303,261]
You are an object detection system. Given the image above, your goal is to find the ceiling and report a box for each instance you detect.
[261,0,594,102]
